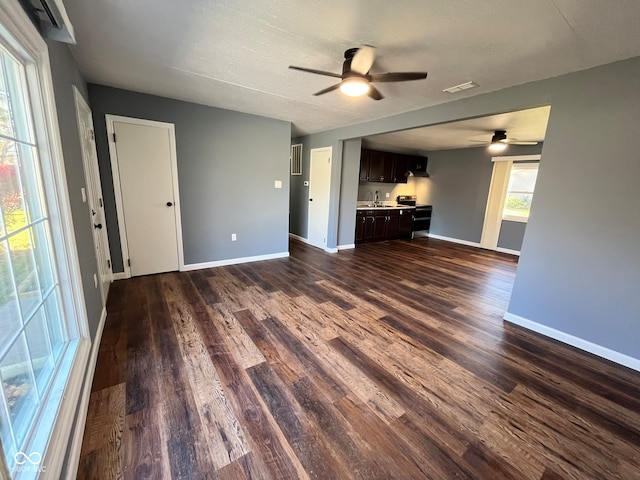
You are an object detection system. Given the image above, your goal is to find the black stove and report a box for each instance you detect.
[397,195,432,236]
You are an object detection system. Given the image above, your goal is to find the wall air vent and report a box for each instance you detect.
[291,143,302,175]
[26,0,76,44]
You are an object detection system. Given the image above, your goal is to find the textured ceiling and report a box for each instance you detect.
[364,106,551,152]
[62,0,640,138]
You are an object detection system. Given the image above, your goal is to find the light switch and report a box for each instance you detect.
[274,180,282,189]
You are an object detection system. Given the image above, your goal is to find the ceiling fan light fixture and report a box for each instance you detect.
[488,141,508,152]
[340,77,370,97]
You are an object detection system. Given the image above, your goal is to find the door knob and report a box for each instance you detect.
[94,223,103,229]
[309,198,313,201]
[166,202,173,207]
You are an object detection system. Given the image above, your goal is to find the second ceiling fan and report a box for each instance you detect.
[289,46,428,100]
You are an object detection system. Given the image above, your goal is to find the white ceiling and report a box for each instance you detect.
[62,0,640,138]
[364,105,551,152]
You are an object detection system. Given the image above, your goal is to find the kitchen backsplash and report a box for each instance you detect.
[358,177,430,203]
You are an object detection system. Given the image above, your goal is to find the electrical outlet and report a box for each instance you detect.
[274,180,282,189]
[231,233,237,241]
[385,192,390,198]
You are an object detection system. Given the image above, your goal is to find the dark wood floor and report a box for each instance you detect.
[77,237,640,479]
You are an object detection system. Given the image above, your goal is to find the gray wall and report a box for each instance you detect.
[288,131,344,246]
[424,145,542,244]
[46,40,103,341]
[88,85,291,271]
[498,221,526,251]
[508,59,640,359]
[337,138,361,247]
[294,56,640,361]
[289,136,306,236]
[45,39,103,479]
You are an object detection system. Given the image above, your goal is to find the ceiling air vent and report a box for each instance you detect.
[291,143,302,176]
[27,0,76,44]
[443,81,478,94]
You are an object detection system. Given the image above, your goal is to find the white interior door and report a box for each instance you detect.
[307,147,332,249]
[110,118,181,276]
[73,88,112,304]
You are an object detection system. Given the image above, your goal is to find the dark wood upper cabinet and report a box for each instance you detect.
[359,148,372,181]
[393,154,410,183]
[360,148,425,183]
[368,150,395,182]
[408,155,428,175]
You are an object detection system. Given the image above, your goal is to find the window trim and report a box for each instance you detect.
[502,161,539,223]
[0,1,90,479]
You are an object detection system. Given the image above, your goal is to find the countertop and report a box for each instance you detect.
[356,203,415,211]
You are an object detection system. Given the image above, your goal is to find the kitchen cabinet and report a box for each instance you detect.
[360,148,395,183]
[359,149,371,181]
[355,208,414,244]
[368,150,394,182]
[408,155,428,175]
[398,209,413,238]
[360,149,418,184]
[393,154,410,183]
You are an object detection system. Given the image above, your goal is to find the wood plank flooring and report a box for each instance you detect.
[77,237,640,479]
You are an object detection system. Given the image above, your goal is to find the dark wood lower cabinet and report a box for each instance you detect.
[355,208,413,244]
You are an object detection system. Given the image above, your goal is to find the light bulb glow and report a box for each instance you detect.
[488,142,508,152]
[340,77,370,97]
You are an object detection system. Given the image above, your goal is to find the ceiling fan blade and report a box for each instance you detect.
[313,83,342,96]
[369,72,428,82]
[368,85,384,100]
[508,141,538,145]
[351,46,376,75]
[289,66,342,79]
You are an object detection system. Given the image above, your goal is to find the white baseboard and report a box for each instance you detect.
[427,233,481,248]
[496,247,521,256]
[337,244,355,251]
[289,233,340,254]
[289,232,310,244]
[65,306,108,480]
[112,272,128,281]
[182,251,290,271]
[504,312,640,372]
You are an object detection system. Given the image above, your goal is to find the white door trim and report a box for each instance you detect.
[73,86,112,306]
[105,114,184,277]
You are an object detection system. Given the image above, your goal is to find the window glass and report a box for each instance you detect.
[503,163,539,221]
[0,35,72,471]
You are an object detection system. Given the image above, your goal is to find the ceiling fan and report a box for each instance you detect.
[289,46,428,100]
[472,130,539,151]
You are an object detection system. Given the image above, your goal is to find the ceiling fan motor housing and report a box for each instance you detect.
[342,49,362,79]
[491,130,508,143]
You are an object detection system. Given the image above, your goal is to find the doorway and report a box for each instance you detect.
[307,147,332,250]
[73,87,112,305]
[106,115,183,277]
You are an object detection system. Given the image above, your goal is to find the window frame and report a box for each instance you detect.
[0,1,90,479]
[501,161,539,223]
